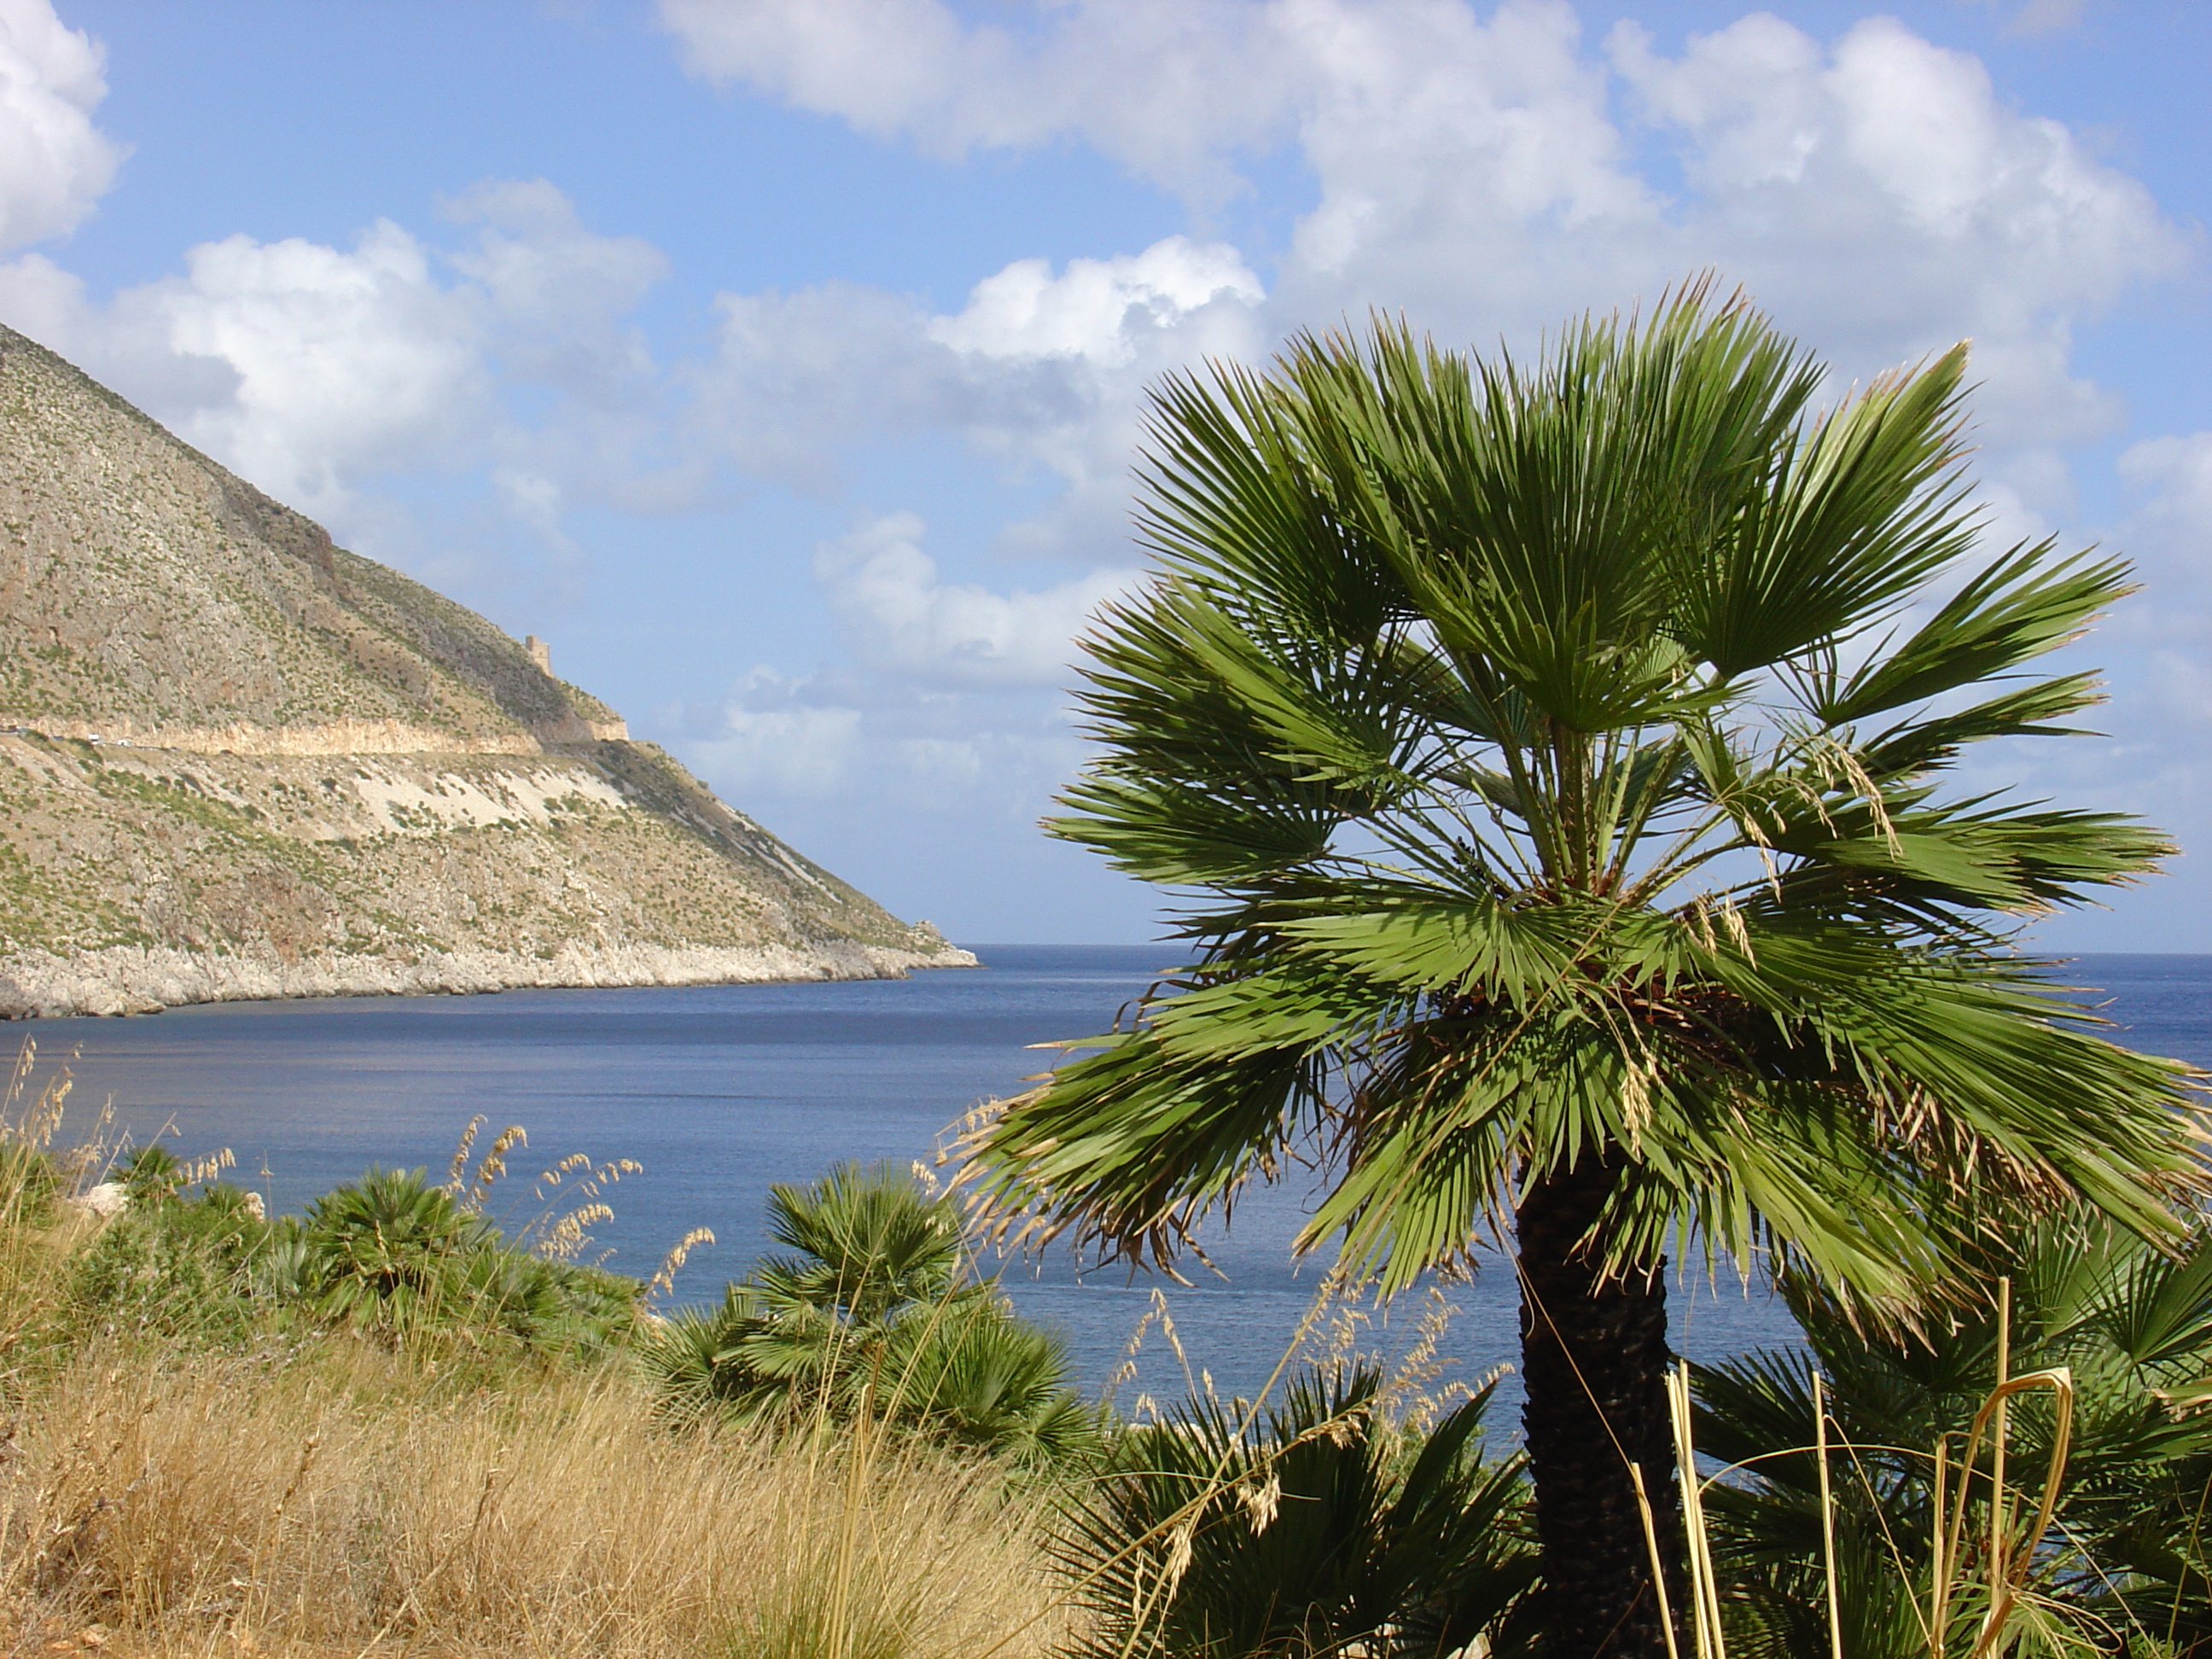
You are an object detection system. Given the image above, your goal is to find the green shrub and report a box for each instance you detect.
[1054,1365,1537,1659]
[437,1243,642,1356]
[61,1161,642,1363]
[1695,1209,2212,1658]
[70,1182,269,1344]
[113,1142,187,1203]
[291,1165,498,1329]
[276,1166,642,1354]
[876,1289,1103,1465]
[643,1162,1099,1466]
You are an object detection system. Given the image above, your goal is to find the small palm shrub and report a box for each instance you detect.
[1695,1209,2212,1657]
[447,1242,642,1353]
[643,1162,1099,1465]
[112,1143,187,1203]
[285,1165,498,1326]
[1054,1365,1537,1658]
[874,1291,1103,1465]
[271,1165,642,1353]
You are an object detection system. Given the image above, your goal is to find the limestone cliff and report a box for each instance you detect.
[0,323,974,1016]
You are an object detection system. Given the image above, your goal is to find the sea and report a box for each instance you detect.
[16,948,2211,1413]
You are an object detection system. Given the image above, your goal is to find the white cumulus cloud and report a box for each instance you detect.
[2120,434,2212,556]
[0,223,486,517]
[0,180,672,530]
[928,237,1262,365]
[813,513,1136,688]
[1608,15,2179,452]
[690,235,1264,556]
[0,0,125,253]
[658,0,1295,202]
[661,1,2184,519]
[680,660,1090,818]
[676,506,1140,840]
[2107,433,2212,665]
[656,0,2202,940]
[445,178,667,398]
[686,670,867,798]
[143,224,490,515]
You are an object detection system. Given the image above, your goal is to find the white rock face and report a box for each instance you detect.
[71,1182,129,1219]
[0,940,981,1019]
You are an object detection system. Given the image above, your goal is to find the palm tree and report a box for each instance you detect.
[958,288,2206,1657]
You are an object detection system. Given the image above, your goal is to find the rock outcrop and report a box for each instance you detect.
[0,323,975,1016]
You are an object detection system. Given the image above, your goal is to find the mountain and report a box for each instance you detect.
[0,323,974,1016]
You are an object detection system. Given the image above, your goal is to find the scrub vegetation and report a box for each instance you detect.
[0,1045,1071,1659]
[0,1037,2209,1659]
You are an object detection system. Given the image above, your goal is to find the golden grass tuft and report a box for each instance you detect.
[645,1228,717,1302]
[0,1341,1066,1659]
[0,1044,1068,1659]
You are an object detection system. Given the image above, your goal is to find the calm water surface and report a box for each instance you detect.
[20,948,2208,1407]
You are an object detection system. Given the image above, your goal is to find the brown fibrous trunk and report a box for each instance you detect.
[1516,1152,1687,1659]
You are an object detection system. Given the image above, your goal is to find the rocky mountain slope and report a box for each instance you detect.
[0,323,973,1016]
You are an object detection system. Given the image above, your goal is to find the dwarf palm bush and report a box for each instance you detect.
[875,1289,1103,1464]
[287,1165,497,1327]
[1694,1210,2212,1656]
[1056,1365,1536,1658]
[112,1143,186,1203]
[272,1166,640,1352]
[644,1162,1098,1465]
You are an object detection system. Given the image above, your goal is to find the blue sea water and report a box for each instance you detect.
[18,948,2210,1410]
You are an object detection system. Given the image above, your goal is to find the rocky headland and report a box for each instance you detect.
[0,323,975,1016]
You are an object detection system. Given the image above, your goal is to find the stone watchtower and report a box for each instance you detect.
[526,635,551,673]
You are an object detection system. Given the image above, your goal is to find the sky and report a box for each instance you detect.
[1,0,2209,950]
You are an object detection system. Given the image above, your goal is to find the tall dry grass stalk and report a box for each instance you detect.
[1,1036,118,1214]
[0,1341,1067,1659]
[1668,1275,2089,1659]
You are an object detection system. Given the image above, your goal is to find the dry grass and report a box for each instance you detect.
[0,1339,1067,1659]
[0,1045,1070,1659]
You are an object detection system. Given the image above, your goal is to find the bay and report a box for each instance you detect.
[17,947,2207,1410]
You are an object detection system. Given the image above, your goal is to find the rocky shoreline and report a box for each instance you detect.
[0,940,982,1019]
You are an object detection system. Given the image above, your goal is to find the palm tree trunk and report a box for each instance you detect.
[1516,1153,1686,1659]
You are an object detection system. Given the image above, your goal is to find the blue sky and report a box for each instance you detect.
[3,0,2209,949]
